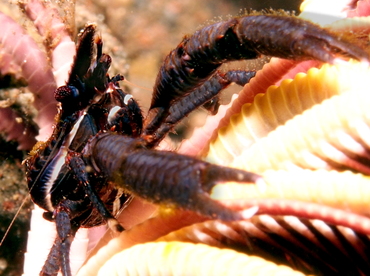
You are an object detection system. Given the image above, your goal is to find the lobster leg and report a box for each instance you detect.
[84,133,261,221]
[68,155,124,232]
[202,69,257,114]
[40,239,61,276]
[40,154,125,275]
[56,207,74,276]
[145,70,256,146]
[41,203,78,276]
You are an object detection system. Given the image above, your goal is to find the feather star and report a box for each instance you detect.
[1,0,370,275]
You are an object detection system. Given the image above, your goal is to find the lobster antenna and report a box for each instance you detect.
[0,195,30,246]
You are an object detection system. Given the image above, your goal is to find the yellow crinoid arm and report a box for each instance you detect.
[206,61,370,166]
[96,242,305,276]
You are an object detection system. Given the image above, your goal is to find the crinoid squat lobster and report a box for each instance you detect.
[24,14,369,276]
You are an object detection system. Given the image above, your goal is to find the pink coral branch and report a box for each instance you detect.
[0,107,37,150]
[20,0,76,87]
[20,0,76,141]
[0,11,57,147]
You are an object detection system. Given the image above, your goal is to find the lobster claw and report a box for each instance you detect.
[84,132,261,221]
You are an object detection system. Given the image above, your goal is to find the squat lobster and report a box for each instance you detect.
[25,14,369,276]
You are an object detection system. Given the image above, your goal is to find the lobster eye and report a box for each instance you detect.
[54,85,80,102]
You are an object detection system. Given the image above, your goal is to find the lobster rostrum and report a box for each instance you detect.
[24,14,369,276]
